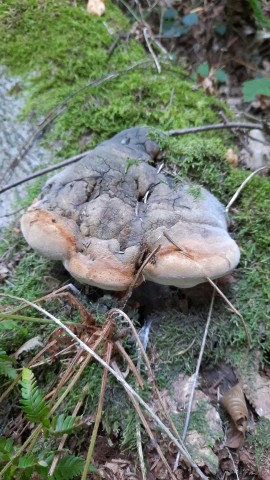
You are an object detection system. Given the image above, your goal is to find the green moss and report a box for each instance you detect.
[252,417,270,467]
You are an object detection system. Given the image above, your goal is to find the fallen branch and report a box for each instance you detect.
[1,122,267,196]
[0,293,208,480]
[167,122,263,136]
[0,151,91,195]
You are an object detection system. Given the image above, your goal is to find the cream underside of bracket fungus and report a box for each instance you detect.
[21,127,240,291]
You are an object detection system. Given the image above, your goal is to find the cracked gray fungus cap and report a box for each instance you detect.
[21,127,240,291]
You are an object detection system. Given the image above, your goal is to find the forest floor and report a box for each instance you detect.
[1,1,270,479]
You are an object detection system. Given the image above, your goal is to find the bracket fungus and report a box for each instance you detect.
[21,127,240,291]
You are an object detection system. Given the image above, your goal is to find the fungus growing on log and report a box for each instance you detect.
[21,127,240,291]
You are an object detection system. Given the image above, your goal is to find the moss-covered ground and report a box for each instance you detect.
[0,0,270,475]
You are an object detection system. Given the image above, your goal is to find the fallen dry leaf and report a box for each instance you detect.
[0,262,9,282]
[13,336,43,359]
[226,148,239,167]
[86,0,105,16]
[222,382,248,448]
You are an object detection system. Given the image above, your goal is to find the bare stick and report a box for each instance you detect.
[0,151,91,195]
[167,122,262,136]
[0,293,208,480]
[225,166,268,214]
[143,28,161,74]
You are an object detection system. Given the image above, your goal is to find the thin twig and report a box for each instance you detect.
[225,166,268,214]
[0,293,208,480]
[0,151,91,195]
[167,122,263,136]
[81,343,112,480]
[143,27,161,74]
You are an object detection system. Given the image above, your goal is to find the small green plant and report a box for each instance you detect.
[0,349,17,380]
[0,368,96,479]
[242,77,270,101]
[252,417,270,467]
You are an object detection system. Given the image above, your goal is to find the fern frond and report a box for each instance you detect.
[52,455,96,480]
[20,368,50,426]
[0,438,14,463]
[0,350,17,380]
[52,414,79,435]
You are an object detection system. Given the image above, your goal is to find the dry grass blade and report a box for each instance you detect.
[0,293,208,480]
[173,290,215,471]
[143,27,161,73]
[182,290,215,442]
[225,166,268,214]
[112,361,177,480]
[115,340,144,388]
[109,309,186,450]
[162,233,250,352]
[206,277,250,352]
[81,343,112,480]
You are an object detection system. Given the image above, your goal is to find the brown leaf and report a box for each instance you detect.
[86,0,105,16]
[222,383,248,448]
[13,336,43,359]
[226,148,238,167]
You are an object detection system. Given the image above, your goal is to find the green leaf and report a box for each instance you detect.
[0,362,17,380]
[215,23,226,36]
[242,78,270,101]
[20,368,50,426]
[215,69,228,83]
[52,455,93,480]
[53,414,78,434]
[0,351,17,380]
[183,12,199,27]
[0,438,14,454]
[163,7,178,21]
[196,62,209,78]
[0,320,17,330]
[18,455,38,469]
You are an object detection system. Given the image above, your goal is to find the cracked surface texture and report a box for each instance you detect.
[21,127,240,290]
